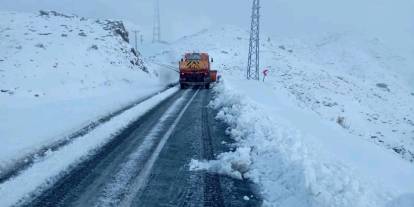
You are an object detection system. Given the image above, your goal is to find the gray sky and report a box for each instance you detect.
[2,0,413,44]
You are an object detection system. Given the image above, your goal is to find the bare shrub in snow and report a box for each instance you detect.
[34,43,46,49]
[337,116,350,129]
[376,83,390,92]
[89,45,98,50]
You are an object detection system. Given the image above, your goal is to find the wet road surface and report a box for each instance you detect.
[26,88,261,207]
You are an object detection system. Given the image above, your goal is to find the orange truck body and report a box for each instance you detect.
[210,70,217,82]
[179,53,216,89]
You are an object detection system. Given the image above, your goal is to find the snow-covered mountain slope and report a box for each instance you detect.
[154,26,414,206]
[0,11,163,171]
[156,26,414,163]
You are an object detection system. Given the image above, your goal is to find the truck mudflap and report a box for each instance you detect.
[180,81,210,89]
[180,72,211,89]
[180,78,211,89]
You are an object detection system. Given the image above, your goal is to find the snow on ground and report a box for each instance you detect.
[156,26,414,163]
[152,26,414,206]
[0,87,179,207]
[0,11,166,172]
[1,9,413,206]
[202,79,414,206]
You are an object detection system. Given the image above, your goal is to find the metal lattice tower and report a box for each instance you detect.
[246,0,260,80]
[152,0,161,43]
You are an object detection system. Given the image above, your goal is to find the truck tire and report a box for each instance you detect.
[180,83,186,89]
[205,84,210,89]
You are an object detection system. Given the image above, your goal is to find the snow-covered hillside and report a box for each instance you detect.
[1,8,413,206]
[155,26,414,163]
[0,11,163,173]
[153,26,414,206]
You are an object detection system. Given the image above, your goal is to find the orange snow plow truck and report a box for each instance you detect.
[179,53,217,89]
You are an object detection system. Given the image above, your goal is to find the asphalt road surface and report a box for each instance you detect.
[25,88,261,207]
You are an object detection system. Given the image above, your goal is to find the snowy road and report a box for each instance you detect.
[0,85,175,185]
[24,88,261,207]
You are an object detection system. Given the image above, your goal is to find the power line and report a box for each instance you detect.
[247,0,261,80]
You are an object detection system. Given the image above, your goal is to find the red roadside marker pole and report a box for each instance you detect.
[262,69,269,82]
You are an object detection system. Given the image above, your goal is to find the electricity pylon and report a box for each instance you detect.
[246,0,260,80]
[152,0,161,43]
[133,30,139,51]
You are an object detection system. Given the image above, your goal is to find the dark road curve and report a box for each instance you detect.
[23,87,261,207]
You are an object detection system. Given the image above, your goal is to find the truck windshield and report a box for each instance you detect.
[187,53,201,61]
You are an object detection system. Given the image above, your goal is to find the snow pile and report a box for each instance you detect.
[190,80,414,207]
[190,146,252,179]
[0,11,163,173]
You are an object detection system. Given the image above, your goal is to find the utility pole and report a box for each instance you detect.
[140,34,144,45]
[246,0,261,80]
[152,0,161,43]
[133,30,139,51]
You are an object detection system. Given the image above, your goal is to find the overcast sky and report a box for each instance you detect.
[2,0,413,45]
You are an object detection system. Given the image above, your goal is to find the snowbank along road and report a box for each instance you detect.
[22,88,261,207]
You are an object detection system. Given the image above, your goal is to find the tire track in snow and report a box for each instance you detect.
[94,89,199,207]
[201,90,225,207]
[119,89,200,207]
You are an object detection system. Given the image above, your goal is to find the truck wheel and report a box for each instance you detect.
[205,84,210,89]
[180,84,186,89]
